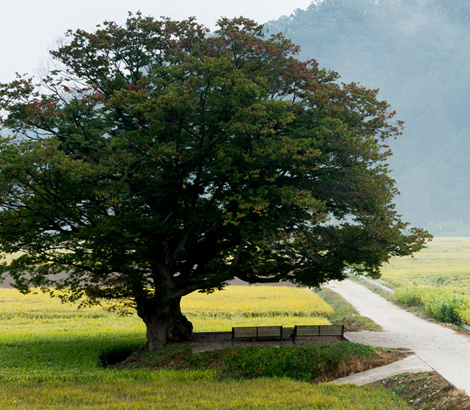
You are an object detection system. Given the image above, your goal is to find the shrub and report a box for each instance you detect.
[395,286,425,306]
[188,343,377,382]
[396,285,470,325]
[423,292,465,324]
[455,298,470,325]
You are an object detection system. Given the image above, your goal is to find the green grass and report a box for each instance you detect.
[0,286,413,409]
[141,343,379,382]
[0,379,412,410]
[0,289,146,381]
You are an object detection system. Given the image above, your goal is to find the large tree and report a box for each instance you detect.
[0,14,429,349]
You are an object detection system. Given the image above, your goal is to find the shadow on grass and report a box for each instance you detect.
[0,334,145,374]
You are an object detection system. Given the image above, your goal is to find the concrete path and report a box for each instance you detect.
[333,354,432,385]
[325,279,470,394]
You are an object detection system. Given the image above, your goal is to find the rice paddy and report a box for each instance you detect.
[183,286,332,330]
[381,237,470,293]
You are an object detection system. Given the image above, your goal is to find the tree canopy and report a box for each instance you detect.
[0,14,430,349]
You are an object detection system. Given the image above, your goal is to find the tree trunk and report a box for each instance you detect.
[141,297,193,350]
[166,297,193,342]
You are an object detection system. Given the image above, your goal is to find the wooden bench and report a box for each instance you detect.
[232,326,283,346]
[293,325,344,344]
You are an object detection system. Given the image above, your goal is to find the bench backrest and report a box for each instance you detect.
[318,325,344,336]
[232,326,282,339]
[256,326,282,338]
[294,324,344,338]
[232,327,258,338]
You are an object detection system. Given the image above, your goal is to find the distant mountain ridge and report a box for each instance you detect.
[267,0,470,235]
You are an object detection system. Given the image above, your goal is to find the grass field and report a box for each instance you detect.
[0,379,411,409]
[0,285,413,409]
[381,237,470,292]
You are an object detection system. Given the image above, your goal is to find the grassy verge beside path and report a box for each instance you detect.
[316,288,382,331]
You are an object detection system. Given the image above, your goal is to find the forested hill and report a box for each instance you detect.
[268,0,470,235]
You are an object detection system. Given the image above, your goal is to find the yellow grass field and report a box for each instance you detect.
[380,237,470,293]
[183,286,332,316]
[182,286,332,330]
[0,285,331,339]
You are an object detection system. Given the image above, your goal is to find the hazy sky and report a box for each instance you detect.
[0,0,313,83]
